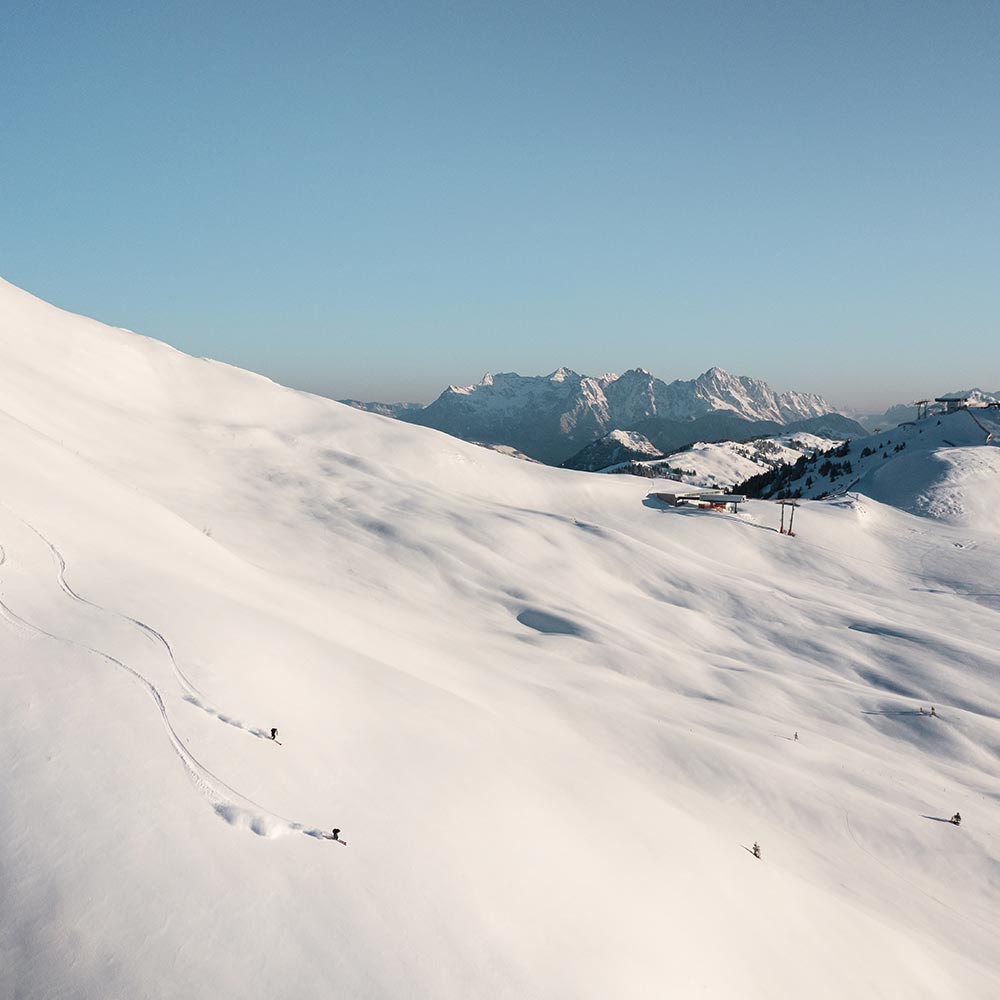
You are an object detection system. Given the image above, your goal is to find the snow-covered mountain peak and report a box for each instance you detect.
[681,367,833,424]
[940,388,999,406]
[606,428,657,449]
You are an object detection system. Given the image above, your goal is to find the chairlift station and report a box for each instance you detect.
[651,489,746,513]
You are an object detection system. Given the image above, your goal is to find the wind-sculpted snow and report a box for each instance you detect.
[1,276,999,999]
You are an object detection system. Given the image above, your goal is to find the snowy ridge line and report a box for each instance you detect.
[2,501,274,741]
[0,513,333,841]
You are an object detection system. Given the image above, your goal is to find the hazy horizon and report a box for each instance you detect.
[3,271,989,413]
[309,363,998,415]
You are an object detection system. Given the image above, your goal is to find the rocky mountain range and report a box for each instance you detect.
[344,366,846,465]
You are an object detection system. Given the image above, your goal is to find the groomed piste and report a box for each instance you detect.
[1,278,998,998]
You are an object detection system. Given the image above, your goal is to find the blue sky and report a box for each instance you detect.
[2,1,998,409]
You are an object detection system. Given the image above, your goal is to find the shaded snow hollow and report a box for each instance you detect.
[0,277,998,998]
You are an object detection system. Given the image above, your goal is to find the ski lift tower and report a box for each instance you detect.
[911,399,931,420]
[777,499,800,536]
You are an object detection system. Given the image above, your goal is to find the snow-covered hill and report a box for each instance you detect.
[565,413,863,475]
[405,366,842,463]
[607,433,841,487]
[2,278,999,999]
[561,428,662,471]
[738,408,1000,521]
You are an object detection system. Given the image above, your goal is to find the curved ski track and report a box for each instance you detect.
[13,513,274,740]
[0,510,332,840]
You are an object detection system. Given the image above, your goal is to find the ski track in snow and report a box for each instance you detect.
[0,509,332,841]
[10,506,275,741]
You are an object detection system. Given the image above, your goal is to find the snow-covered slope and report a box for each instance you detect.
[2,278,999,999]
[739,409,999,518]
[407,366,841,463]
[613,433,841,487]
[861,444,1000,527]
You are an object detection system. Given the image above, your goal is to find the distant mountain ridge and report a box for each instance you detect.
[856,388,1000,431]
[356,366,843,464]
[340,399,425,419]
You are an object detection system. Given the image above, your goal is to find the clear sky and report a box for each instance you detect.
[2,1,998,410]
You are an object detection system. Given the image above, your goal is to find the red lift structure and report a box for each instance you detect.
[777,499,799,536]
